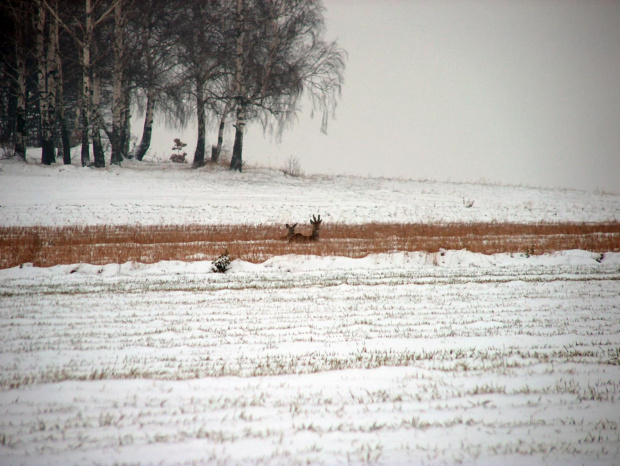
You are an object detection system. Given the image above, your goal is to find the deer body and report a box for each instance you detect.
[289,215,322,243]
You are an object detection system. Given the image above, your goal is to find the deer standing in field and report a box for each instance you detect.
[280,223,298,240]
[289,215,322,242]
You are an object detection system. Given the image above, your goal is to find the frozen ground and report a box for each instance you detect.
[1,251,619,464]
[1,156,619,464]
[0,156,619,227]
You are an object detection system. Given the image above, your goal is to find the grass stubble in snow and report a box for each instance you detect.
[1,159,620,464]
[1,252,619,464]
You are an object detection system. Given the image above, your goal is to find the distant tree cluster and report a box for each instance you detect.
[0,0,345,171]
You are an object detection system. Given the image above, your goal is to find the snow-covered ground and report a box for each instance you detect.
[1,156,619,464]
[1,251,620,464]
[1,156,619,227]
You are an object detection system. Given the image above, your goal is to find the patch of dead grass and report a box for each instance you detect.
[0,222,618,269]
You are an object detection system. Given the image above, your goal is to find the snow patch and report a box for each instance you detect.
[2,250,617,278]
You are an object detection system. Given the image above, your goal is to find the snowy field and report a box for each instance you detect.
[1,251,620,464]
[1,157,620,464]
[0,156,619,227]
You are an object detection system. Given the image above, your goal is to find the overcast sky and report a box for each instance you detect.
[147,1,619,193]
[242,0,620,193]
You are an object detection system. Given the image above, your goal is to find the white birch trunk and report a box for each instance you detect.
[81,0,92,167]
[14,15,27,160]
[121,77,130,157]
[230,0,246,172]
[91,56,105,167]
[135,87,154,161]
[35,0,55,164]
[110,0,124,165]
[54,9,71,165]
[193,78,206,167]
[46,7,59,154]
[212,102,230,163]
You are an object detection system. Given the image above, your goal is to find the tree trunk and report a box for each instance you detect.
[14,19,27,160]
[211,102,229,163]
[73,84,82,146]
[91,62,105,167]
[60,114,71,164]
[46,6,59,161]
[110,0,124,165]
[135,88,154,161]
[36,2,55,165]
[81,0,93,167]
[121,79,131,158]
[230,0,245,172]
[54,14,71,165]
[230,103,245,172]
[193,80,206,168]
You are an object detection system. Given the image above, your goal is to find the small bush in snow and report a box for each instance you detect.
[212,249,231,273]
[170,138,187,163]
[282,155,303,177]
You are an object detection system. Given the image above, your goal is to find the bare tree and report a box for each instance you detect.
[229,0,246,171]
[109,0,124,165]
[35,0,58,164]
[1,0,344,172]
[46,0,118,166]
[54,8,72,165]
[174,0,229,168]
[1,0,31,160]
[130,0,167,161]
[14,20,28,161]
[228,0,346,171]
[130,0,192,162]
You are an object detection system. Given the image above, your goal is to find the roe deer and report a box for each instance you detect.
[280,223,298,240]
[289,215,322,242]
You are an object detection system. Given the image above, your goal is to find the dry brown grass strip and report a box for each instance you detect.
[1,222,619,269]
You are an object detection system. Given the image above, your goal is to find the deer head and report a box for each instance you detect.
[281,223,298,240]
[309,215,322,239]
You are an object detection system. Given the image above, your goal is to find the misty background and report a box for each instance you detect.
[145,0,620,193]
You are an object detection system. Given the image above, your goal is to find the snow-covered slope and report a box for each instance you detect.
[1,157,618,227]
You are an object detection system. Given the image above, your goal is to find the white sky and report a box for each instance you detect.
[149,0,620,193]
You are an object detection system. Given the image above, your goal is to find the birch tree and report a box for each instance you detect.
[228,0,345,171]
[132,0,183,161]
[78,0,93,166]
[35,0,58,164]
[54,8,71,165]
[90,37,106,167]
[175,0,228,168]
[106,0,138,164]
[109,0,124,165]
[13,23,27,161]
[2,0,31,160]
[46,0,118,166]
[229,0,246,171]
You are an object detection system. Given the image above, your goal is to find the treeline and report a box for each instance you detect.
[0,0,345,170]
